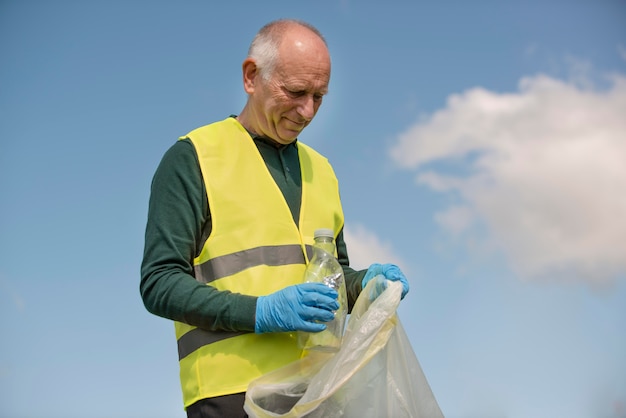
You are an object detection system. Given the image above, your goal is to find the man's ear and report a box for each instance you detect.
[242,58,258,94]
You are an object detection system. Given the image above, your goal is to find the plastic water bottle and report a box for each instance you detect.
[298,228,348,352]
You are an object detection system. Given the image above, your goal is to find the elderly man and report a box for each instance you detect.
[140,19,409,417]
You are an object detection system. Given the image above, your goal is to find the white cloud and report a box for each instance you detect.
[433,205,475,237]
[343,223,405,271]
[390,73,626,284]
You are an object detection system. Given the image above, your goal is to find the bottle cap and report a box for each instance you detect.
[314,228,334,239]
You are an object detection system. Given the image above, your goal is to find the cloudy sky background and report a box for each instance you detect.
[1,1,625,417]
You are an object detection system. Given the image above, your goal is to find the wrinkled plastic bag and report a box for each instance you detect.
[244,280,444,417]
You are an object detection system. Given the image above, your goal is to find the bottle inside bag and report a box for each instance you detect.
[298,228,348,352]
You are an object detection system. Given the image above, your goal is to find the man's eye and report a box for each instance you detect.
[285,88,324,101]
[286,89,305,97]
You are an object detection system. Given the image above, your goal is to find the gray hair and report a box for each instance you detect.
[248,19,327,81]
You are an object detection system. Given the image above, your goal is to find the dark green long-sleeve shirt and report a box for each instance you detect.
[140,122,366,332]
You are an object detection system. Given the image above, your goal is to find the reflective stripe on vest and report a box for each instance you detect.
[193,244,315,283]
[175,118,344,406]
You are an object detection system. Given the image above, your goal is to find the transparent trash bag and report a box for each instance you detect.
[244,280,444,418]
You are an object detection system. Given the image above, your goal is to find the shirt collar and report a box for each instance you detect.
[230,115,298,149]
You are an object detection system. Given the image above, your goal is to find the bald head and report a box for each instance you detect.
[248,19,329,81]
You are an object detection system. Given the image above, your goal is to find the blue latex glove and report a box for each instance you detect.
[362,263,409,300]
[255,283,339,334]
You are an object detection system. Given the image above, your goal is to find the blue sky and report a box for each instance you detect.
[1,1,625,417]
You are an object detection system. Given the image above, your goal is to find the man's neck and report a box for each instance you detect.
[234,114,295,148]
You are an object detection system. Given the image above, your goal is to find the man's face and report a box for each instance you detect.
[248,36,331,144]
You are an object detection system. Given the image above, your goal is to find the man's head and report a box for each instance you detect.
[237,19,331,145]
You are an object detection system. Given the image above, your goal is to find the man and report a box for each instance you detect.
[140,19,409,417]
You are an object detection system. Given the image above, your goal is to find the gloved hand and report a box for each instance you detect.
[255,282,339,334]
[362,263,409,300]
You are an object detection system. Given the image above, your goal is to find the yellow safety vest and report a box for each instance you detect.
[175,117,344,407]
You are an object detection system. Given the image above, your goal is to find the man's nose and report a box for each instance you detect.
[297,95,316,121]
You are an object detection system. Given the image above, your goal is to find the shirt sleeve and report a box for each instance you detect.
[140,139,257,332]
[336,228,367,312]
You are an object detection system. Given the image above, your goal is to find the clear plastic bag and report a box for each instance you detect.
[244,280,444,417]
